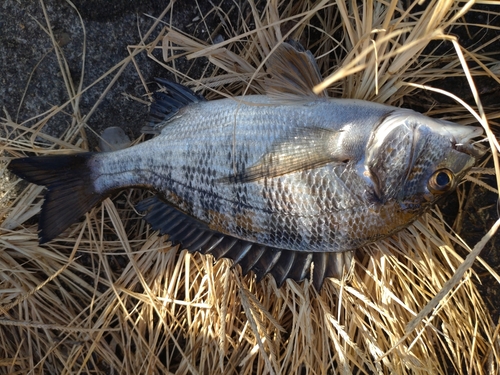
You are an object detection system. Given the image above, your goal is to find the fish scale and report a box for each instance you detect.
[87,95,471,254]
[7,42,482,289]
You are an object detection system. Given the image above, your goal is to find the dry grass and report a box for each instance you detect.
[1,0,500,374]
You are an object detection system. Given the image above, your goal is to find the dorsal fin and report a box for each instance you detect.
[265,40,328,101]
[135,195,350,289]
[143,78,206,134]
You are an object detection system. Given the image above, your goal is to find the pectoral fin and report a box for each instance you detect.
[221,126,349,183]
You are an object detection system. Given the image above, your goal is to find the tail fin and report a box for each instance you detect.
[7,153,102,243]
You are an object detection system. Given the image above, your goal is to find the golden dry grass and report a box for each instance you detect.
[1,0,499,374]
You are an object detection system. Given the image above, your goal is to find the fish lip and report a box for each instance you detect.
[431,119,485,158]
[452,141,487,159]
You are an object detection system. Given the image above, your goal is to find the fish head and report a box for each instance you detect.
[364,110,483,208]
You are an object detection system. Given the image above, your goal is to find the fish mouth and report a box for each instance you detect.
[453,140,487,159]
[431,119,485,158]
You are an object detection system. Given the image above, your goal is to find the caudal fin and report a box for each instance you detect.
[7,153,102,243]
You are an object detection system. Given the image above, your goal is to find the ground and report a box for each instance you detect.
[1,0,499,368]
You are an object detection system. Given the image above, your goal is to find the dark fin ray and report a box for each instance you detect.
[168,223,199,244]
[136,196,190,235]
[269,250,296,287]
[162,219,193,237]
[209,237,239,260]
[136,195,350,290]
[184,231,215,251]
[144,79,206,134]
[312,253,328,290]
[237,245,266,275]
[286,252,313,282]
[312,252,353,290]
[155,79,205,104]
[7,153,101,243]
[182,230,212,249]
[220,127,347,183]
[265,40,328,101]
[199,234,225,254]
[136,196,216,251]
[224,241,254,265]
[325,251,353,280]
[252,248,282,282]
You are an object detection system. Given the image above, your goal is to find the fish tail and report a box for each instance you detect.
[7,153,101,243]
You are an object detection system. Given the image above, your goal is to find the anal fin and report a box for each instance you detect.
[136,195,351,289]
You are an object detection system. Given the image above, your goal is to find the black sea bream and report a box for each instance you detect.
[7,42,483,289]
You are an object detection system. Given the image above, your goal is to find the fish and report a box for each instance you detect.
[7,41,483,289]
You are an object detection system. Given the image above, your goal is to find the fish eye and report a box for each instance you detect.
[428,169,455,194]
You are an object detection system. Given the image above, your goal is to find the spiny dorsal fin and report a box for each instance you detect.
[143,78,206,134]
[265,40,328,101]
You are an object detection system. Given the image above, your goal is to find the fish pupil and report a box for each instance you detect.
[436,171,450,187]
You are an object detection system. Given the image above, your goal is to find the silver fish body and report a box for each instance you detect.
[7,42,483,288]
[91,96,478,252]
